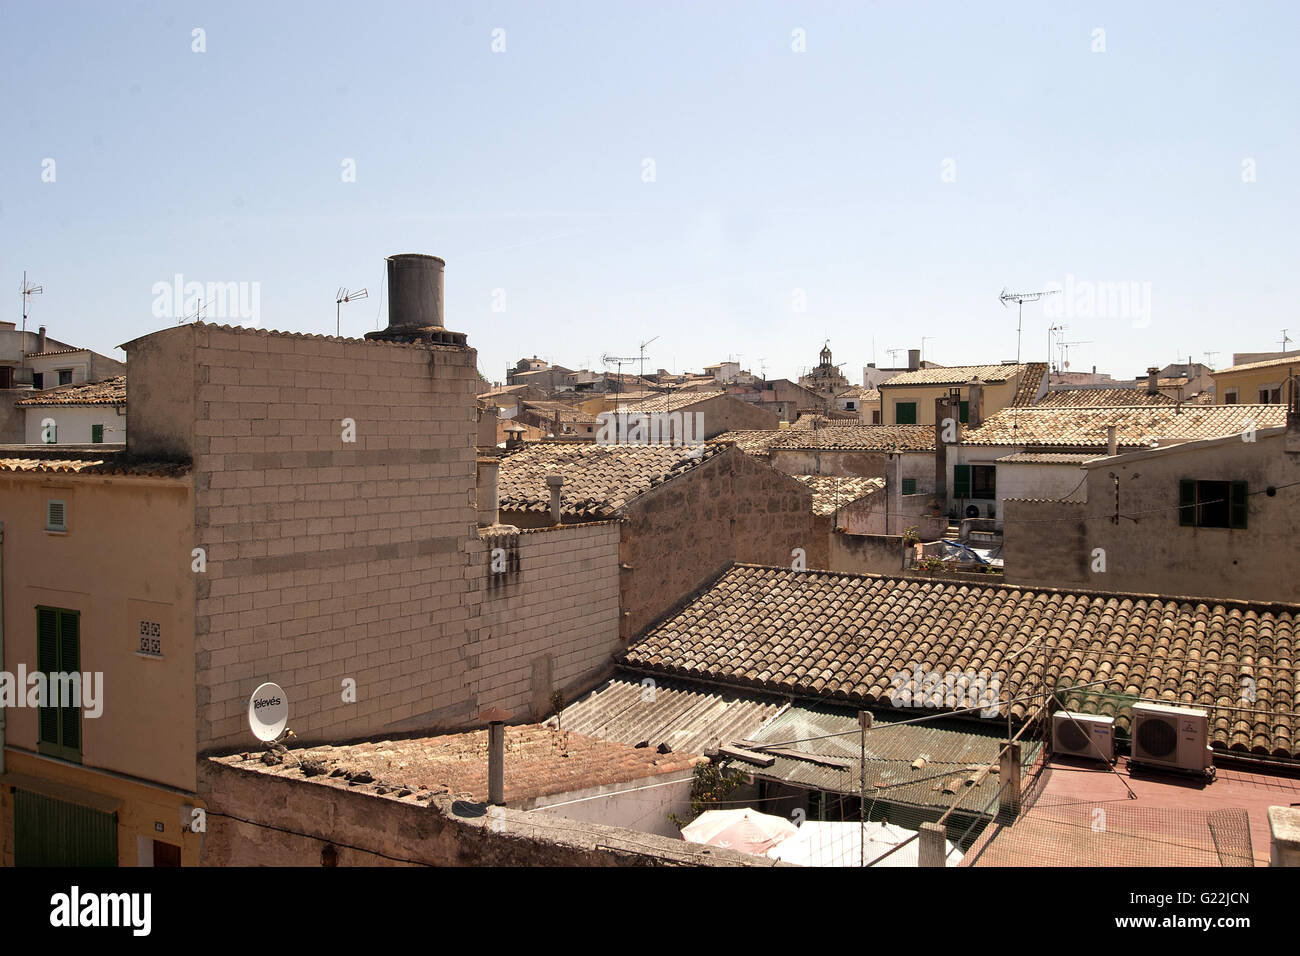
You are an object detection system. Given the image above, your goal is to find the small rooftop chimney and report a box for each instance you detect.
[479,706,512,806]
[36,326,47,354]
[1146,366,1160,395]
[908,349,921,371]
[546,473,565,524]
[966,378,985,429]
[365,254,468,346]
[503,422,526,450]
[1107,425,1118,456]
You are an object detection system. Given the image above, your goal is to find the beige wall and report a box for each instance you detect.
[1215,363,1300,404]
[1004,432,1300,602]
[23,404,126,444]
[882,380,1018,426]
[0,474,196,789]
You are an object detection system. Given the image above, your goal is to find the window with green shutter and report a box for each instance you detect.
[958,401,969,424]
[901,478,917,495]
[896,402,917,424]
[36,607,81,763]
[1179,479,1246,529]
[953,464,971,499]
[91,424,103,443]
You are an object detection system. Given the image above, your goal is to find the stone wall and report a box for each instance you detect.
[197,757,773,867]
[829,532,909,575]
[619,447,813,638]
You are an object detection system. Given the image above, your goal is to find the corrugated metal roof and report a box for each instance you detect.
[727,704,1041,815]
[548,675,789,755]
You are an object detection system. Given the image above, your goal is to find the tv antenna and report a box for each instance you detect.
[179,300,208,325]
[1000,286,1062,441]
[335,287,369,337]
[885,348,905,366]
[1281,329,1293,353]
[639,336,659,381]
[1203,351,1218,369]
[1059,340,1092,371]
[21,272,43,333]
[601,352,638,395]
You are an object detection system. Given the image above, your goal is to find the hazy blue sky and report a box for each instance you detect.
[2,1,1296,385]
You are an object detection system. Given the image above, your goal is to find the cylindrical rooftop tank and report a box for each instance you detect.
[386,253,445,330]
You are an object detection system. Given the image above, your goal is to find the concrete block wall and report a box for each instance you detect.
[127,324,483,750]
[473,523,621,719]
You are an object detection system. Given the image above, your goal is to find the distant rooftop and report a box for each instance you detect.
[960,403,1286,448]
[14,375,126,407]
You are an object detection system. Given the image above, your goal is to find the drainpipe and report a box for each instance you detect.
[0,521,6,775]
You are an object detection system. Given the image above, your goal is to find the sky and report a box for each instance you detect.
[2,1,1297,386]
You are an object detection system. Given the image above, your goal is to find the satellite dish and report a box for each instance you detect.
[248,682,288,742]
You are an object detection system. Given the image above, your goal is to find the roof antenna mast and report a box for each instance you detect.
[21,271,43,333]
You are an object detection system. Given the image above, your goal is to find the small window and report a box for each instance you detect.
[36,606,82,763]
[970,465,997,500]
[845,401,856,410]
[958,401,970,424]
[46,499,67,532]
[1224,390,1238,404]
[901,478,917,495]
[872,410,881,424]
[0,367,12,389]
[32,372,44,389]
[1179,480,1246,529]
[91,424,104,443]
[57,369,73,386]
[896,402,917,425]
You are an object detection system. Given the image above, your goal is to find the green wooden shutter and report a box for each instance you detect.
[959,401,969,424]
[91,424,103,443]
[1229,481,1248,529]
[1179,480,1197,526]
[59,612,81,753]
[36,609,59,746]
[901,478,917,495]
[896,402,916,424]
[954,465,971,499]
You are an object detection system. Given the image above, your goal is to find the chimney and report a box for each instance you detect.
[967,378,984,429]
[480,707,512,806]
[476,457,500,527]
[365,253,467,346]
[503,422,526,450]
[546,473,565,524]
[1147,366,1159,395]
[908,349,921,371]
[36,326,46,354]
[1106,426,1118,456]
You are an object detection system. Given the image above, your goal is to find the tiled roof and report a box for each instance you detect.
[713,430,787,456]
[616,390,726,413]
[792,475,884,516]
[496,441,726,518]
[622,564,1300,757]
[995,452,1094,465]
[235,724,703,805]
[520,400,600,423]
[1215,355,1300,375]
[0,456,188,477]
[14,376,126,407]
[1158,376,1190,387]
[549,675,787,755]
[23,346,88,358]
[792,412,860,428]
[880,363,1032,388]
[1035,387,1174,408]
[960,404,1285,448]
[1010,362,1048,407]
[775,425,936,452]
[835,386,879,401]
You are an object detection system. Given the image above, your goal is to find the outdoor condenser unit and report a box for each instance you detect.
[1051,712,1115,762]
[1129,702,1213,774]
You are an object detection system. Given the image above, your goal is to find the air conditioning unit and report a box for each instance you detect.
[1052,712,1115,762]
[1129,702,1213,774]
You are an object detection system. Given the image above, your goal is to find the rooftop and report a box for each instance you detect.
[496,440,727,518]
[960,403,1286,448]
[880,363,1037,388]
[1214,354,1300,376]
[217,723,703,806]
[622,564,1300,758]
[615,390,727,413]
[775,424,936,452]
[1035,387,1174,408]
[14,375,126,407]
[791,475,885,515]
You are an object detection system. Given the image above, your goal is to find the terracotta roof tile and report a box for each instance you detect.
[615,390,726,413]
[1035,387,1175,408]
[0,456,188,477]
[14,376,126,407]
[1215,355,1300,375]
[622,564,1300,758]
[961,404,1285,448]
[497,441,726,518]
[1011,363,1048,407]
[792,475,884,515]
[881,363,1035,388]
[775,425,936,452]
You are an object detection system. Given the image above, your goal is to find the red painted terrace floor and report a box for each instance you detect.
[962,754,1300,866]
